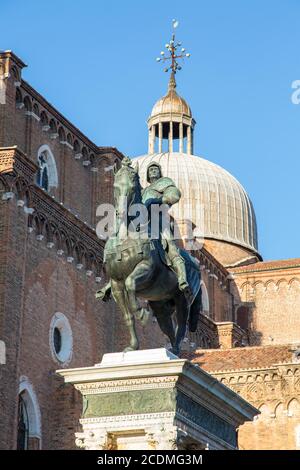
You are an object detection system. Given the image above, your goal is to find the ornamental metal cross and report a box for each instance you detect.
[156,20,191,74]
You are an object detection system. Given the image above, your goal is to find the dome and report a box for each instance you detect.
[150,85,192,119]
[134,152,259,254]
[147,73,195,155]
[149,72,192,120]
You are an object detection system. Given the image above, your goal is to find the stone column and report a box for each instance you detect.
[146,426,178,450]
[179,122,184,153]
[148,127,152,154]
[75,430,113,450]
[158,122,163,153]
[168,121,173,153]
[149,125,155,154]
[187,125,192,155]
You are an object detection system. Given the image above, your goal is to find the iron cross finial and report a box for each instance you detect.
[156,20,191,75]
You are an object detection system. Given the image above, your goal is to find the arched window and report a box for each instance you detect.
[17,378,42,450]
[37,145,58,192]
[17,393,29,450]
[37,154,49,191]
[200,281,210,316]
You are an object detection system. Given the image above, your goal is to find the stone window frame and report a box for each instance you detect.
[18,376,42,449]
[37,144,58,191]
[200,280,210,316]
[49,312,73,365]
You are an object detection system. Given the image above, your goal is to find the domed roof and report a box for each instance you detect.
[151,90,192,118]
[150,73,192,119]
[134,152,258,253]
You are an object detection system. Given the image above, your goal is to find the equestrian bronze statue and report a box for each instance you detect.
[96,157,202,355]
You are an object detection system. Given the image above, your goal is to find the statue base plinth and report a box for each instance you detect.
[57,348,257,450]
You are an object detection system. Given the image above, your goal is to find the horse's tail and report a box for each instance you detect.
[189,284,202,332]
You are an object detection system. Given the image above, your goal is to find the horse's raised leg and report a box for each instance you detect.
[125,262,153,326]
[172,293,190,356]
[111,280,139,352]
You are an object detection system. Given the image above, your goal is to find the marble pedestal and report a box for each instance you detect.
[57,348,258,450]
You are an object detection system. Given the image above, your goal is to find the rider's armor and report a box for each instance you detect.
[142,162,190,293]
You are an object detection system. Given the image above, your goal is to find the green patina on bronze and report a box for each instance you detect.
[83,388,177,418]
[96,157,202,356]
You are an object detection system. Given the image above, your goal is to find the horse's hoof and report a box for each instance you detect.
[169,347,179,357]
[123,346,138,353]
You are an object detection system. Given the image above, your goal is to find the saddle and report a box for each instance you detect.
[104,237,153,263]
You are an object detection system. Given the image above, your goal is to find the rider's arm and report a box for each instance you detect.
[162,185,181,206]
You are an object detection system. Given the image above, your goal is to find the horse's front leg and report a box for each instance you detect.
[111,280,139,352]
[125,262,153,326]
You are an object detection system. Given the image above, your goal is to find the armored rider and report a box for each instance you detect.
[142,161,191,299]
[96,161,192,306]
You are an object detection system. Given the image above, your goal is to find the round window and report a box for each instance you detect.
[49,313,73,365]
[53,327,62,354]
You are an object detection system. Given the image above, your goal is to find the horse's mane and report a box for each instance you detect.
[116,163,142,206]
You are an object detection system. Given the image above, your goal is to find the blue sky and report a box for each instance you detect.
[2,0,300,261]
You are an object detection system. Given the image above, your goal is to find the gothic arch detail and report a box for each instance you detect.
[18,377,42,450]
[37,145,58,191]
[200,280,209,316]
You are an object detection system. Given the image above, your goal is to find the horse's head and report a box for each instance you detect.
[113,157,142,220]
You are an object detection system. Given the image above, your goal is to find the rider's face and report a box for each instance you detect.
[148,166,161,181]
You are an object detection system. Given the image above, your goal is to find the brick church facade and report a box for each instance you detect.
[0,50,299,450]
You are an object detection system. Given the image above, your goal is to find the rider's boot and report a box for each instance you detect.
[171,256,193,306]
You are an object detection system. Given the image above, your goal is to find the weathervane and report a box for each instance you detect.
[156,19,191,74]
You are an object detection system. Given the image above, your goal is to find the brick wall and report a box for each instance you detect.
[0,191,167,449]
[231,265,300,346]
[192,346,300,450]
[0,195,114,448]
[0,51,123,229]
[204,239,260,268]
[0,51,125,449]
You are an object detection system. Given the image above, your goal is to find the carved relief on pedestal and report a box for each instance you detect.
[146,426,186,450]
[75,430,115,450]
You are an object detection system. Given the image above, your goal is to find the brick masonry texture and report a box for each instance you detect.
[1,51,300,450]
[190,345,300,449]
[0,52,167,450]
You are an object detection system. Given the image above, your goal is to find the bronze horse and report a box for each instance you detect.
[98,160,202,355]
